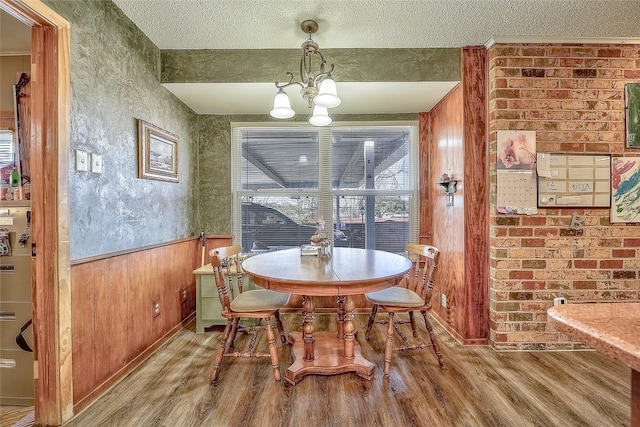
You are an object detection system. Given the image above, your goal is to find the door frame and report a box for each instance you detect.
[0,1,71,425]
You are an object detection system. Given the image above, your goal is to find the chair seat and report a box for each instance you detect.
[365,286,425,308]
[230,289,290,312]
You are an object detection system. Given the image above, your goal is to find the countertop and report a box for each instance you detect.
[547,303,640,372]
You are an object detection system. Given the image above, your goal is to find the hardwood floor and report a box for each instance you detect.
[0,406,33,427]
[64,314,630,427]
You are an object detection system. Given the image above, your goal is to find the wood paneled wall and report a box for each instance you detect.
[461,46,489,342]
[423,46,489,344]
[70,236,232,411]
[426,85,466,338]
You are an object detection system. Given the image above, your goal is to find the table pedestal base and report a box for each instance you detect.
[284,331,375,385]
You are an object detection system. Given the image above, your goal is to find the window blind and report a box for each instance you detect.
[230,122,418,254]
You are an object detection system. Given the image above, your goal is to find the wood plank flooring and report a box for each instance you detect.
[0,406,33,427]
[64,314,630,427]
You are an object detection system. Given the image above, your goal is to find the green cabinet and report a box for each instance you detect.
[193,263,254,333]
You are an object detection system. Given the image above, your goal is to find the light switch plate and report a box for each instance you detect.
[91,153,102,174]
[75,150,88,171]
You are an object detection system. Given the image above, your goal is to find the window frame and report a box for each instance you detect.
[231,121,419,253]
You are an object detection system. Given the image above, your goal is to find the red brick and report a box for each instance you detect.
[491,57,508,67]
[599,260,624,269]
[585,143,613,152]
[572,47,597,57]
[613,270,637,279]
[522,281,546,290]
[495,89,521,99]
[521,48,546,57]
[495,333,508,342]
[612,249,636,257]
[574,260,598,269]
[509,271,534,280]
[533,58,560,68]
[584,58,611,68]
[574,281,598,289]
[573,69,598,78]
[508,58,534,67]
[547,90,570,99]
[535,228,558,237]
[547,47,571,57]
[508,228,533,237]
[560,58,584,67]
[494,99,508,109]
[521,239,545,247]
[623,239,640,247]
[598,69,624,79]
[559,142,586,151]
[597,48,622,57]
[521,217,547,226]
[495,217,521,226]
[494,47,520,57]
[625,70,640,79]
[522,68,545,78]
[494,78,508,88]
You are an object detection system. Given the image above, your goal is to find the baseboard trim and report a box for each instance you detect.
[430,311,488,346]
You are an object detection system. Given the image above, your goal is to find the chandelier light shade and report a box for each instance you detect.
[270,88,295,119]
[309,105,332,126]
[270,20,341,126]
[314,77,341,108]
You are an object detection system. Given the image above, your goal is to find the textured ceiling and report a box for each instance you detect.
[5,1,640,116]
[109,0,640,116]
[111,0,640,49]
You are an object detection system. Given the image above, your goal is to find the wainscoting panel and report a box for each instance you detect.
[70,237,223,411]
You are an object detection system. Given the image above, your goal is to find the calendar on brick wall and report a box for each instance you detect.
[496,130,538,214]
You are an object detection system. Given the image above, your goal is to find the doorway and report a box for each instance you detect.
[0,1,71,425]
[0,6,34,419]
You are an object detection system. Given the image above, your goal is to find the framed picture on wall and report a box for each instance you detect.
[625,83,640,148]
[137,119,179,182]
[611,156,640,223]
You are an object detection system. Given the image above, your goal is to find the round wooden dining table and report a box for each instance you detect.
[241,247,412,385]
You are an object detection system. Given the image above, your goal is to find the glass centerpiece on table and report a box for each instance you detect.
[309,215,331,258]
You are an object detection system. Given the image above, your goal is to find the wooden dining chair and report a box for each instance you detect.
[364,243,445,375]
[209,245,290,383]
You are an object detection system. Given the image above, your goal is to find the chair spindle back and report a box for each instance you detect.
[211,251,233,315]
[209,244,244,300]
[405,243,440,303]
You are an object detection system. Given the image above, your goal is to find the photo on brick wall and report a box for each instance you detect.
[625,83,640,148]
[610,156,640,223]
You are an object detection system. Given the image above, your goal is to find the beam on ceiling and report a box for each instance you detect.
[161,48,461,83]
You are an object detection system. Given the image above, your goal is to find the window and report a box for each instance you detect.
[0,130,14,167]
[231,123,418,254]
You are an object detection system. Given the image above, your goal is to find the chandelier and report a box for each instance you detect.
[270,20,341,126]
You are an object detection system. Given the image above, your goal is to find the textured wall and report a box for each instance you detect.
[162,48,461,83]
[46,0,199,260]
[488,43,640,350]
[198,115,232,235]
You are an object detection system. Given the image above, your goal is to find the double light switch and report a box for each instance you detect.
[75,149,103,174]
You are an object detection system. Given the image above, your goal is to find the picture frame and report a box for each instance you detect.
[610,156,640,223]
[625,82,640,148]
[137,119,179,182]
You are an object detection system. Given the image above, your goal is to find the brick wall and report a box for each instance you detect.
[488,43,640,350]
